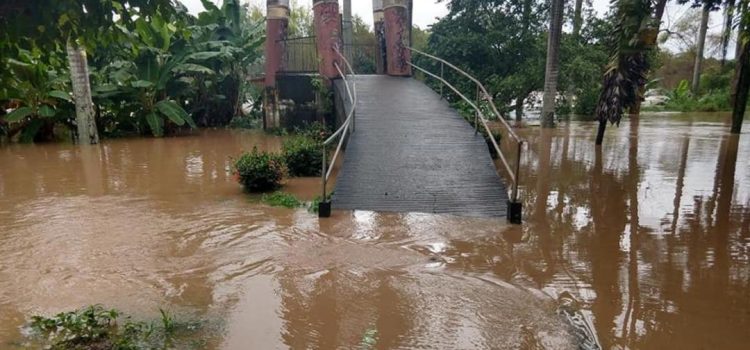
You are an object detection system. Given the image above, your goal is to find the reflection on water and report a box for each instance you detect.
[0,115,748,349]
[516,113,750,349]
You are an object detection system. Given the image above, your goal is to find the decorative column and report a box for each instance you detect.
[264,0,290,129]
[342,0,353,64]
[313,0,342,81]
[383,0,411,76]
[265,0,289,87]
[373,0,386,74]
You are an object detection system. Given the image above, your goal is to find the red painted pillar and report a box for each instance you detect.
[373,0,386,74]
[265,0,290,87]
[383,0,411,77]
[263,0,290,129]
[313,0,342,80]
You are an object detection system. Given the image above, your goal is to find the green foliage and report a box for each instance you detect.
[311,76,333,114]
[662,79,730,112]
[233,147,286,192]
[261,192,303,208]
[27,305,193,350]
[283,136,323,177]
[295,121,331,143]
[0,50,75,142]
[1,0,265,142]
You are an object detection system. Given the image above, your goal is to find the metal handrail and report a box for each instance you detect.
[407,47,524,205]
[321,47,357,205]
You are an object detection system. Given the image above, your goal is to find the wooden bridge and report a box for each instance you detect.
[319,49,524,222]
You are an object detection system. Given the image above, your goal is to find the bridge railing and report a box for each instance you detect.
[319,47,357,217]
[407,47,524,222]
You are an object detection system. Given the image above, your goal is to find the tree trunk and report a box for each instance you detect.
[737,0,749,61]
[66,40,99,145]
[572,0,583,38]
[692,4,710,95]
[515,96,524,122]
[541,0,565,128]
[731,17,750,134]
[595,119,606,146]
[721,0,736,66]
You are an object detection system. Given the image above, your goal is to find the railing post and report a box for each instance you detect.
[319,145,331,217]
[508,141,523,224]
[440,62,444,99]
[474,84,480,135]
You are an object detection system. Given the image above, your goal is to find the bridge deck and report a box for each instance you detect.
[332,75,508,218]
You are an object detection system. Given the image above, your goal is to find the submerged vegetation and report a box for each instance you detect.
[233,147,286,192]
[26,305,205,350]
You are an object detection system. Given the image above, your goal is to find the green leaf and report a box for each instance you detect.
[48,90,72,102]
[187,51,224,61]
[39,105,55,117]
[173,64,215,75]
[155,100,186,126]
[145,112,164,137]
[3,107,33,122]
[131,80,154,88]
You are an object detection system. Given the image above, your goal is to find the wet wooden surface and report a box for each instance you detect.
[332,75,508,218]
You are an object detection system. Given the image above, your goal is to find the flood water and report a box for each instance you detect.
[0,114,748,349]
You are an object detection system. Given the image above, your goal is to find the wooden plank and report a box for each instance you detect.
[332,75,508,218]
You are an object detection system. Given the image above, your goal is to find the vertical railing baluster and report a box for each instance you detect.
[440,62,444,99]
[474,84,480,135]
[322,146,327,202]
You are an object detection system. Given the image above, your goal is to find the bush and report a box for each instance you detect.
[296,121,331,143]
[233,147,286,192]
[283,136,323,177]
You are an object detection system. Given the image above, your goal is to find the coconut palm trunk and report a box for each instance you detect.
[692,4,710,95]
[541,0,565,128]
[66,40,99,145]
[573,0,584,38]
[732,13,750,134]
[721,0,736,66]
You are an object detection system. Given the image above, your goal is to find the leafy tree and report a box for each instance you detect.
[428,0,547,117]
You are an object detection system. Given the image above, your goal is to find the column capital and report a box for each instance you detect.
[383,0,408,9]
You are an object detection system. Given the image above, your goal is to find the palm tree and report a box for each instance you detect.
[595,0,656,145]
[542,0,565,128]
[732,2,750,134]
[66,40,100,145]
[573,0,584,38]
[692,3,711,95]
[720,0,736,66]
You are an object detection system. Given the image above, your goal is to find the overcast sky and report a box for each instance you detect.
[179,0,735,57]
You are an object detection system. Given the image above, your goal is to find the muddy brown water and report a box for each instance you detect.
[0,114,748,349]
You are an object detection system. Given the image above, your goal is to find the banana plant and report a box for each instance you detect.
[94,15,212,136]
[1,50,75,142]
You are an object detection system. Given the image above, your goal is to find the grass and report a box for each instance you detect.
[261,192,303,209]
[260,191,324,214]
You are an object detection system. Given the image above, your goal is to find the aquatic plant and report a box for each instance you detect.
[233,147,286,192]
[261,192,303,208]
[282,136,323,177]
[27,305,186,350]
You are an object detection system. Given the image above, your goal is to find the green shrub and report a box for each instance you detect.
[233,147,286,192]
[296,121,331,143]
[283,136,323,177]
